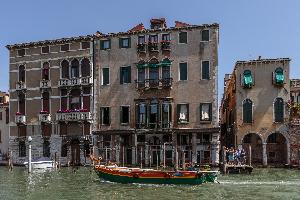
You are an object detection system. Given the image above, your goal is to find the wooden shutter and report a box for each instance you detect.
[119,38,122,48]
[120,68,123,84]
[275,99,284,122]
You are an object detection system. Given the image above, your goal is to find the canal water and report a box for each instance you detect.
[1,167,300,200]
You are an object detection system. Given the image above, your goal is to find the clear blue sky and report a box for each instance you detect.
[1,0,299,100]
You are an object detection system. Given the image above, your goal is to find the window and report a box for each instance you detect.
[18,93,25,115]
[243,70,253,88]
[138,68,145,82]
[177,104,189,123]
[60,44,70,52]
[243,99,253,123]
[43,140,50,157]
[149,67,159,87]
[162,34,170,41]
[71,59,79,78]
[42,62,50,80]
[19,141,26,157]
[120,66,131,84]
[137,103,147,127]
[102,68,110,85]
[119,38,131,48]
[0,112,2,120]
[17,49,26,57]
[297,95,300,104]
[60,89,68,110]
[61,60,69,78]
[83,95,90,111]
[179,62,187,80]
[41,123,51,137]
[100,107,110,125]
[201,30,210,41]
[138,36,145,44]
[19,65,25,82]
[179,32,187,44]
[200,103,212,121]
[120,106,130,124]
[42,92,50,112]
[149,35,158,43]
[69,89,81,110]
[81,41,90,49]
[162,102,172,128]
[274,68,284,85]
[162,66,171,79]
[274,98,284,123]
[81,58,90,77]
[100,39,111,50]
[61,141,68,157]
[137,135,145,143]
[41,46,50,54]
[201,61,210,80]
[149,100,159,128]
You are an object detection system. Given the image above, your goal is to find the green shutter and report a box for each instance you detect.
[202,61,210,79]
[120,68,123,84]
[243,100,252,123]
[128,66,131,83]
[186,104,189,122]
[209,103,212,121]
[243,71,253,88]
[275,69,284,85]
[100,40,104,50]
[275,98,284,122]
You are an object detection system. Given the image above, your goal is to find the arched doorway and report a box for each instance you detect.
[266,132,287,165]
[71,139,80,166]
[242,133,263,165]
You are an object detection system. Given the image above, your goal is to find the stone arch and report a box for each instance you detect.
[242,133,263,164]
[266,132,288,165]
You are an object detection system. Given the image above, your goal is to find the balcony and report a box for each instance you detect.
[148,42,159,52]
[58,79,69,87]
[15,114,26,124]
[136,121,172,129]
[135,78,173,90]
[56,111,92,122]
[16,81,26,91]
[81,77,93,85]
[58,77,93,87]
[137,43,146,53]
[39,113,51,123]
[40,80,51,89]
[161,41,171,51]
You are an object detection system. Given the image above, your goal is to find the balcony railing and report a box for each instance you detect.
[148,42,159,52]
[56,111,92,121]
[135,78,173,90]
[137,43,146,53]
[40,80,51,88]
[58,77,93,87]
[15,115,26,124]
[16,81,26,90]
[39,113,51,123]
[136,121,172,129]
[161,41,171,51]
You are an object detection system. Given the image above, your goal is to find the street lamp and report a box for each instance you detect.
[28,136,32,173]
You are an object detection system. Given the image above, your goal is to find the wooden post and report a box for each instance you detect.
[122,145,125,167]
[249,144,252,166]
[140,146,143,169]
[175,149,178,171]
[8,150,13,171]
[54,152,57,170]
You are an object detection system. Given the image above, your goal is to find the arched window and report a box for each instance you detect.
[274,98,284,123]
[42,62,50,80]
[61,60,69,78]
[69,89,81,110]
[274,68,284,85]
[71,59,79,78]
[19,65,25,82]
[43,140,50,157]
[243,99,253,123]
[243,70,253,88]
[81,58,90,77]
[42,92,49,112]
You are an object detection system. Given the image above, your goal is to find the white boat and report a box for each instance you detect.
[24,157,56,169]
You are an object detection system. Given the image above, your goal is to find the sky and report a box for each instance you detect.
[0,0,299,101]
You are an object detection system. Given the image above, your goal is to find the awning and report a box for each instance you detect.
[160,59,172,67]
[136,63,148,69]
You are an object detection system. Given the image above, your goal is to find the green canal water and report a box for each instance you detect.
[0,167,300,200]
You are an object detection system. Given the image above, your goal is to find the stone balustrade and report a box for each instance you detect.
[56,111,92,121]
[15,115,26,124]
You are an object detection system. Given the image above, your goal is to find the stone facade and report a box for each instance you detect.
[221,58,291,166]
[0,92,9,156]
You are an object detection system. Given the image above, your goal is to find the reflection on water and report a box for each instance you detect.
[1,167,300,200]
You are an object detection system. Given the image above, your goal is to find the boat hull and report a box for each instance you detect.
[94,166,217,185]
[24,161,55,169]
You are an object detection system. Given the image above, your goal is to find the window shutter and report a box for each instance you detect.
[109,39,111,49]
[100,41,104,50]
[186,104,189,122]
[108,107,111,125]
[120,68,123,84]
[120,106,123,124]
[252,72,255,86]
[128,38,131,48]
[100,108,103,124]
[135,104,139,127]
[128,66,131,83]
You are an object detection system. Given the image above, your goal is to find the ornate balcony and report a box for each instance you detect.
[39,113,51,123]
[148,42,159,52]
[161,41,171,51]
[58,77,93,87]
[137,43,146,53]
[81,77,93,85]
[56,111,92,122]
[16,81,26,91]
[135,78,173,90]
[58,79,69,87]
[15,114,26,124]
[40,80,51,89]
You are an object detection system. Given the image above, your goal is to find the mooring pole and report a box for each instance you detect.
[163,143,166,169]
[140,146,143,169]
[28,136,32,173]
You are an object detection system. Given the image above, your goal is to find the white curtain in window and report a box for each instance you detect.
[201,104,210,120]
[179,105,187,121]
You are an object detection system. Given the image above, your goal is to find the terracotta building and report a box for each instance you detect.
[92,19,220,167]
[6,36,94,165]
[0,91,9,157]
[220,58,291,166]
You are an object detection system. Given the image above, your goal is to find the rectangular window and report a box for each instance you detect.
[137,103,147,128]
[120,66,131,84]
[61,97,68,110]
[41,46,50,54]
[162,34,170,41]
[17,49,26,57]
[120,106,130,124]
[0,112,2,120]
[179,32,187,44]
[162,102,172,128]
[200,103,212,121]
[177,104,189,123]
[5,108,9,124]
[100,107,110,125]
[81,41,90,49]
[138,36,145,44]
[201,61,210,80]
[102,68,110,85]
[149,35,158,43]
[100,40,111,50]
[60,44,70,52]
[83,96,90,111]
[179,62,187,80]
[119,38,131,48]
[19,141,26,157]
[201,30,210,41]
